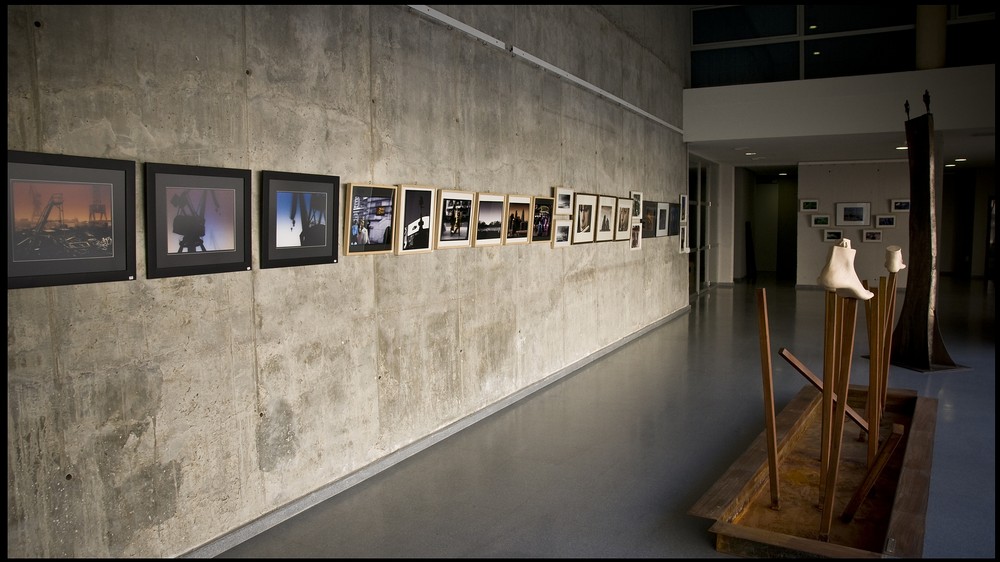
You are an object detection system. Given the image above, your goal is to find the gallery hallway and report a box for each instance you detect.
[214,275,995,558]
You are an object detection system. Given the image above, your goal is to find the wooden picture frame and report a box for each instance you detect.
[595,195,616,242]
[835,202,870,226]
[824,229,844,242]
[260,170,339,269]
[641,199,657,239]
[554,187,574,216]
[863,229,883,242]
[679,193,689,223]
[145,161,251,279]
[344,183,397,256]
[436,189,474,249]
[572,192,597,244]
[395,185,437,255]
[615,197,632,241]
[630,190,643,219]
[875,214,896,228]
[810,214,831,227]
[8,150,136,289]
[655,201,670,237]
[530,196,554,244]
[891,199,911,212]
[505,194,532,245]
[473,192,505,247]
[799,199,819,212]
[552,218,572,248]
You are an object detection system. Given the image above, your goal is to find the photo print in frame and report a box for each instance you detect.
[396,185,437,255]
[145,161,251,279]
[572,192,597,244]
[436,189,474,249]
[615,197,632,241]
[505,194,532,245]
[344,183,397,256]
[260,170,339,269]
[8,150,136,289]
[530,196,554,243]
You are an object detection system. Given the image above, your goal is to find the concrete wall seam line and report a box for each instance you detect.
[407,4,683,135]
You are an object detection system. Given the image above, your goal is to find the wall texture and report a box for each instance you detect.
[7,5,690,558]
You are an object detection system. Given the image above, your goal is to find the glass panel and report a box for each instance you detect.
[692,42,799,87]
[946,20,995,67]
[804,30,915,79]
[804,5,915,35]
[693,5,797,44]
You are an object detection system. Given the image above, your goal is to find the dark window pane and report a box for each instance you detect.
[804,30,915,79]
[804,5,915,35]
[692,42,799,87]
[946,20,995,67]
[693,5,797,44]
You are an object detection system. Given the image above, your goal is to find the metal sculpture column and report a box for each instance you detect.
[891,92,957,371]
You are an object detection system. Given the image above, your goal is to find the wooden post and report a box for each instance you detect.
[820,291,838,494]
[820,295,858,541]
[777,348,868,432]
[756,288,781,510]
[841,424,905,523]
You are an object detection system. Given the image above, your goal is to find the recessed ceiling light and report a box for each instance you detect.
[945,163,956,167]
[779,172,788,176]
[812,51,821,56]
[896,146,908,151]
[745,152,756,156]
[955,158,967,162]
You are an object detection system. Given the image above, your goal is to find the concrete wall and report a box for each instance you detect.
[6,5,690,558]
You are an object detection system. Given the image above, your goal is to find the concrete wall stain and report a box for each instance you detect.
[256,399,298,472]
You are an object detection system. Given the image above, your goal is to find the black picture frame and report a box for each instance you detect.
[8,150,136,289]
[667,202,681,236]
[260,170,340,269]
[641,200,658,239]
[144,162,251,279]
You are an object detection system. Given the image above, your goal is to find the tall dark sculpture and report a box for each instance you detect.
[891,92,958,371]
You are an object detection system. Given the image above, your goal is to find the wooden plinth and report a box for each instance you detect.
[689,384,937,558]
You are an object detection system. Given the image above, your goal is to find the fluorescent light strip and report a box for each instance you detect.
[408,5,682,135]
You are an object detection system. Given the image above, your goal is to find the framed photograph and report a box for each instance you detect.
[505,194,532,245]
[891,199,911,212]
[572,193,597,244]
[824,229,844,242]
[260,170,339,269]
[641,200,657,239]
[679,224,690,253]
[810,214,831,227]
[552,218,572,248]
[396,185,437,255]
[530,196,554,244]
[145,162,251,279]
[554,187,574,216]
[630,190,643,219]
[630,222,642,250]
[667,202,681,236]
[679,193,689,223]
[436,189,473,249]
[655,201,670,237]
[344,183,397,256]
[835,202,870,226]
[863,229,883,243]
[875,214,896,228]
[595,195,616,242]
[800,199,819,212]
[473,192,505,247]
[615,197,632,241]
[8,150,136,289]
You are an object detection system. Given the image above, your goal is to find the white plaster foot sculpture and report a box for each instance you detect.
[817,238,874,300]
[885,245,906,273]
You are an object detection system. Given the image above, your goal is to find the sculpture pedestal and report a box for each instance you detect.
[690,384,936,558]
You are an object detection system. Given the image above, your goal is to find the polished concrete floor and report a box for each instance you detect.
[217,275,995,558]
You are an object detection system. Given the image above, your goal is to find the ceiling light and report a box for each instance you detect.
[808,25,817,30]
[896,146,908,151]
[745,152,756,156]
[945,163,956,167]
[955,158,967,162]
[812,51,821,56]
[779,172,788,176]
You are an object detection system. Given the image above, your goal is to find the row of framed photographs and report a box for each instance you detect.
[821,229,889,243]
[809,213,899,228]
[7,149,687,289]
[7,150,338,288]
